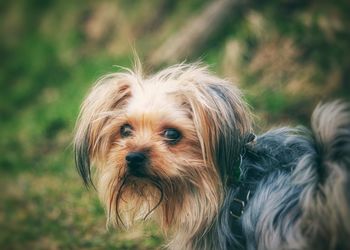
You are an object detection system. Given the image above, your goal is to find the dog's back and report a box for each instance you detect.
[231,101,350,250]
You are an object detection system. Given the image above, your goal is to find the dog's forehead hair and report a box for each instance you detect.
[125,79,188,124]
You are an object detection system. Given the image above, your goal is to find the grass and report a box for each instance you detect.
[0,2,162,248]
[0,171,163,250]
[1,0,349,249]
[0,50,162,248]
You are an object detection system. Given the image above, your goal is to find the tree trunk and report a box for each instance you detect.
[148,0,242,66]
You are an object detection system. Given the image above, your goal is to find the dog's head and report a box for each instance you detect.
[74,63,251,232]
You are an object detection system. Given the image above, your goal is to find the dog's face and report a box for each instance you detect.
[74,64,251,231]
[109,79,203,180]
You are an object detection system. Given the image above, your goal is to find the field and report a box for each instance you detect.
[0,1,349,249]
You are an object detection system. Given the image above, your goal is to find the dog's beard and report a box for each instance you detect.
[113,173,164,226]
[98,158,220,235]
[100,164,186,228]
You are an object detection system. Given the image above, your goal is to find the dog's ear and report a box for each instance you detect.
[183,78,252,186]
[73,73,134,186]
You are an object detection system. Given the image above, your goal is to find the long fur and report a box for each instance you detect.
[218,102,350,250]
[74,63,350,250]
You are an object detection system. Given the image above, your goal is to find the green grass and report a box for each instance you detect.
[0,44,158,248]
[1,0,349,249]
[0,2,163,248]
[0,171,163,250]
[0,51,163,248]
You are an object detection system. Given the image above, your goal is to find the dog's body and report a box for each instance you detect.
[220,122,350,250]
[74,63,350,250]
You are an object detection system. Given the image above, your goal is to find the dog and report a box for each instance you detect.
[74,63,350,250]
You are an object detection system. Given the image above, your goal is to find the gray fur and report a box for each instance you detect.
[217,101,350,250]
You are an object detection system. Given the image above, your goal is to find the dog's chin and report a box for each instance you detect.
[123,179,162,199]
[122,172,162,194]
[123,179,161,200]
[110,172,164,226]
[126,168,150,179]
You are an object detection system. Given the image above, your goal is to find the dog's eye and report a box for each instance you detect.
[120,124,133,138]
[163,128,181,144]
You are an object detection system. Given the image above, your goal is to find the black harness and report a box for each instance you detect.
[229,133,257,244]
[229,183,253,220]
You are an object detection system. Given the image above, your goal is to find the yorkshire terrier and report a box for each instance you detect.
[74,63,350,250]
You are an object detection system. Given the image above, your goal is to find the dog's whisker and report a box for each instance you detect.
[114,175,128,227]
[143,180,164,220]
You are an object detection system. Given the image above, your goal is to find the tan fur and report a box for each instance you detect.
[74,63,252,249]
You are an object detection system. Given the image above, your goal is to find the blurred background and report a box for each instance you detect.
[0,0,349,249]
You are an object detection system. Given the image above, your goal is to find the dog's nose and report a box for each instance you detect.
[126,152,147,176]
[126,152,147,168]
